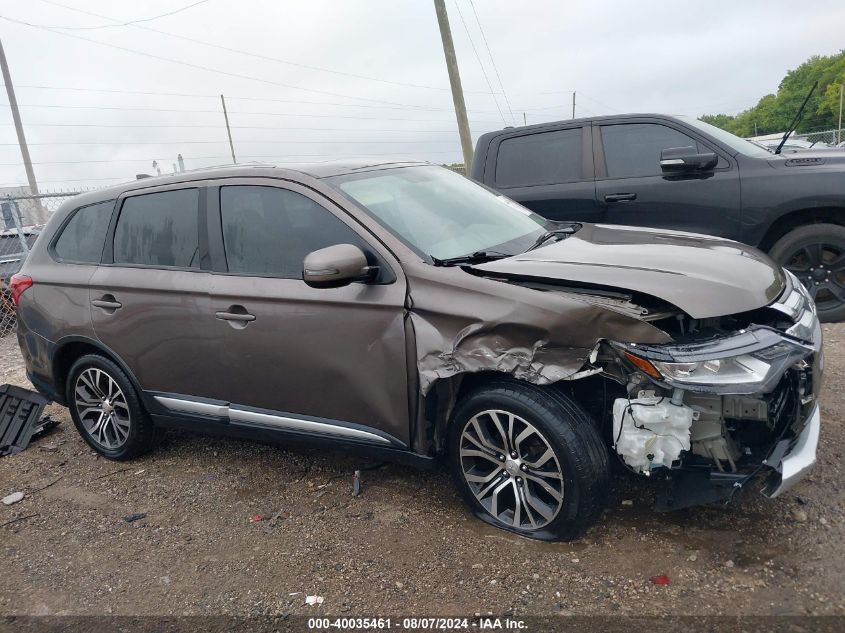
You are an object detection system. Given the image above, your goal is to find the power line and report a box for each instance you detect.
[0,14,451,110]
[0,150,463,167]
[466,0,514,125]
[37,0,494,95]
[577,92,620,114]
[0,103,502,124]
[25,0,213,31]
[449,0,507,126]
[10,83,503,114]
[0,140,473,146]
[0,122,462,132]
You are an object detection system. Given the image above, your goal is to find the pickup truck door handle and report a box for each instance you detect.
[91,296,122,310]
[604,193,637,203]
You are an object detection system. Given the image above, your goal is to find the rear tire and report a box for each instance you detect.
[66,354,159,460]
[448,381,609,541]
[769,223,845,322]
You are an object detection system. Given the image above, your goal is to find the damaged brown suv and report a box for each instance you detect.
[12,162,822,540]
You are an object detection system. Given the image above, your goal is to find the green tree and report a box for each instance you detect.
[701,50,845,136]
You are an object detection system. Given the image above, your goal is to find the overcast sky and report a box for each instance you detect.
[0,0,843,190]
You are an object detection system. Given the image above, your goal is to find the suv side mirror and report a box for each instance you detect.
[303,243,376,288]
[660,146,718,172]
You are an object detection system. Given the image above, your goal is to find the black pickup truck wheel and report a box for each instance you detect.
[770,223,845,322]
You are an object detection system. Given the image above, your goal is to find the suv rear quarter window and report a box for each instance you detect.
[113,189,200,269]
[495,128,582,187]
[53,200,114,263]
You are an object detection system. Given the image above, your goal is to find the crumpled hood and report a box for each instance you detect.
[472,223,786,319]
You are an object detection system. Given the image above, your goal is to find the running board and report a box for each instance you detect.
[152,395,397,447]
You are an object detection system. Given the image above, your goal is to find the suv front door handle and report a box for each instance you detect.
[92,295,122,311]
[215,311,256,322]
[604,193,637,203]
[215,305,256,329]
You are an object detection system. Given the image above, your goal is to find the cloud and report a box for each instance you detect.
[0,0,842,189]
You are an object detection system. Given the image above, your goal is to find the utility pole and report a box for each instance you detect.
[523,112,527,126]
[572,91,576,119]
[838,84,843,145]
[220,94,237,164]
[0,39,43,222]
[177,153,185,173]
[433,0,473,172]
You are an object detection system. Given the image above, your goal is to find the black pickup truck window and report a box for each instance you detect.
[495,128,582,187]
[601,123,700,178]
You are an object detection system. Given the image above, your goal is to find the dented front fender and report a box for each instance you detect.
[404,262,673,395]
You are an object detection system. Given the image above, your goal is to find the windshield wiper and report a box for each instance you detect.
[774,81,818,155]
[526,226,579,252]
[431,250,510,267]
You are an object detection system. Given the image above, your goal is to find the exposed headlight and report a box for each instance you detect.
[614,327,812,394]
[770,271,818,343]
[652,355,770,386]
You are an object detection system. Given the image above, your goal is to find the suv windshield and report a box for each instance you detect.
[328,165,550,261]
[677,116,773,158]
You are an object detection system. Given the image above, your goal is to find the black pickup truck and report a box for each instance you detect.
[471,114,845,321]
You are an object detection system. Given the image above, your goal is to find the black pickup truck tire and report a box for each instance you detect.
[769,223,845,323]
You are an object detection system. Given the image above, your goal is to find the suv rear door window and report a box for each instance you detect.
[495,128,582,187]
[600,123,702,178]
[113,189,199,268]
[220,185,368,277]
[53,200,114,263]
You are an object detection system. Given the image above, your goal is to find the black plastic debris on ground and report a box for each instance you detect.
[124,513,146,523]
[0,384,51,457]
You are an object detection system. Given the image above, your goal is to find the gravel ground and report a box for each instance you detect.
[0,326,843,618]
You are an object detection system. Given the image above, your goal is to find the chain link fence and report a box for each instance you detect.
[751,128,845,148]
[792,128,845,147]
[0,191,84,338]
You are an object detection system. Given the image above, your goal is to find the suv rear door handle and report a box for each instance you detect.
[604,193,637,203]
[92,296,122,310]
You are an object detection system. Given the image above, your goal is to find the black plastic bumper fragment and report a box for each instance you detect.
[0,384,51,457]
[654,469,749,511]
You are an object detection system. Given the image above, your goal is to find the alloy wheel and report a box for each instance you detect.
[74,367,131,449]
[459,409,564,530]
[784,242,845,311]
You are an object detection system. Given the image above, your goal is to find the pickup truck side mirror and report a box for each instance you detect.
[302,243,377,288]
[660,146,718,172]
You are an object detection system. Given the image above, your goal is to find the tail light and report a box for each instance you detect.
[8,274,33,307]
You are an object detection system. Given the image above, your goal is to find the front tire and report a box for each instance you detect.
[66,354,159,460]
[448,381,609,541]
[769,223,845,322]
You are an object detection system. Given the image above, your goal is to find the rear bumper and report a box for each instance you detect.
[762,402,820,498]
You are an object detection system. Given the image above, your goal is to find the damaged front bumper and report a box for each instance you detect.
[610,270,823,507]
[762,401,820,498]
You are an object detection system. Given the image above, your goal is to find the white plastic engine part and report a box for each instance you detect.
[612,394,695,473]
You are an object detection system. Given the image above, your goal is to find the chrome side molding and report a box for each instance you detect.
[154,396,228,417]
[228,408,391,444]
[153,395,393,446]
